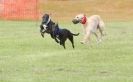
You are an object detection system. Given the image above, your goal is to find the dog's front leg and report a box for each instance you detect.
[50,33,54,39]
[40,29,45,38]
[81,31,91,44]
[51,33,59,43]
[54,37,59,43]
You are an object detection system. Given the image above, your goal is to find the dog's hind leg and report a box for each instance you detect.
[98,26,106,43]
[63,43,66,49]
[98,27,104,36]
[98,21,106,36]
[97,24,106,43]
[62,41,66,49]
[60,39,66,49]
[94,32,101,43]
[68,36,74,49]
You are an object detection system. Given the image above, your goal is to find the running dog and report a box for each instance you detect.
[72,14,105,44]
[40,14,79,49]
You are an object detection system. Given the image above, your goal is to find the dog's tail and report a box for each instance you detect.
[71,33,80,36]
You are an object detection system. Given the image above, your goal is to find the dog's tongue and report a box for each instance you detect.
[81,16,87,24]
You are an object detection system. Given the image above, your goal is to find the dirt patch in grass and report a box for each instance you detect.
[39,0,133,21]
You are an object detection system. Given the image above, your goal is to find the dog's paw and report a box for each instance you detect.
[41,34,44,38]
[96,39,102,44]
[102,32,107,36]
[56,41,59,43]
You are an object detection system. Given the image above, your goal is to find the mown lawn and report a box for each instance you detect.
[0,21,133,82]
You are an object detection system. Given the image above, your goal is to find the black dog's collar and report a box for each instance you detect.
[46,16,51,25]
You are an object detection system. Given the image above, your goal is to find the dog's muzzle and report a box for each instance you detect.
[40,24,48,38]
[72,19,80,24]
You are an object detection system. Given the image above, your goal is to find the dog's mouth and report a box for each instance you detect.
[40,24,47,38]
[42,24,47,30]
[72,19,80,24]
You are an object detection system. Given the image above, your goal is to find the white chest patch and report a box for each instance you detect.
[43,24,47,30]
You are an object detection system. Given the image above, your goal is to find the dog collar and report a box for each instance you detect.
[46,16,51,25]
[81,16,87,24]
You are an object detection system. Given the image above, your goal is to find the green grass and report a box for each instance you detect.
[0,20,133,82]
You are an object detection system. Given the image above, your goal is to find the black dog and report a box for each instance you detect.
[51,23,79,49]
[40,14,79,49]
[40,14,55,39]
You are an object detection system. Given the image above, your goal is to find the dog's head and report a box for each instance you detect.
[41,14,51,31]
[40,14,52,37]
[72,14,87,24]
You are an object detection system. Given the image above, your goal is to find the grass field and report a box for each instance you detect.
[0,20,133,82]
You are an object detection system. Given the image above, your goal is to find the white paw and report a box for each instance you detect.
[97,39,102,44]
